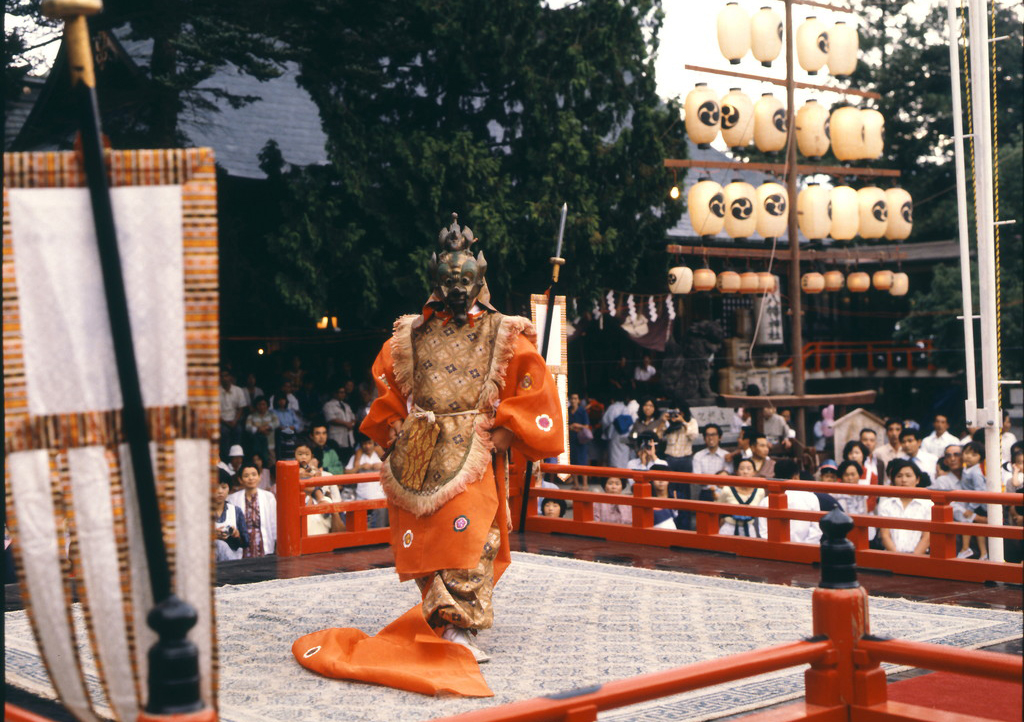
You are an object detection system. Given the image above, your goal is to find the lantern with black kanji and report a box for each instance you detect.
[801,272,825,294]
[688,178,726,238]
[685,83,720,148]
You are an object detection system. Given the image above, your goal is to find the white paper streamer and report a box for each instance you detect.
[648,296,658,322]
[666,295,677,320]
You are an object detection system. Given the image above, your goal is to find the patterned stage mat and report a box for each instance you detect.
[6,552,1022,722]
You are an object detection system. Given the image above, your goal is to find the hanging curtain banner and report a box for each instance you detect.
[754,281,785,347]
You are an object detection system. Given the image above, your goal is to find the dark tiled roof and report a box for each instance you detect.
[4,75,47,151]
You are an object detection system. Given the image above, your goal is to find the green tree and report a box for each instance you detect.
[261,0,686,327]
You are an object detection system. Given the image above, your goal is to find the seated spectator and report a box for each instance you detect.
[295,443,342,536]
[1003,441,1023,492]
[649,462,677,529]
[763,406,793,451]
[629,397,667,450]
[932,445,963,492]
[876,459,932,556]
[217,444,246,489]
[245,396,279,463]
[725,425,754,471]
[228,464,277,557]
[843,440,878,488]
[273,394,302,459]
[749,433,775,478]
[834,460,876,542]
[602,391,636,468]
[876,418,904,483]
[958,441,988,560]
[627,431,664,479]
[633,354,658,395]
[717,458,765,536]
[818,460,839,483]
[898,427,938,479]
[593,476,632,525]
[756,459,825,543]
[693,424,729,503]
[251,451,274,493]
[541,498,567,518]
[309,422,346,476]
[347,435,387,529]
[214,475,248,561]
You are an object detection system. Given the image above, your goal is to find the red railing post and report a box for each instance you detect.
[929,495,956,560]
[765,484,791,543]
[632,482,653,529]
[276,460,302,557]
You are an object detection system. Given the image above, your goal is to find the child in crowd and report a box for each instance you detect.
[817,461,840,483]
[227,464,277,557]
[877,459,932,556]
[717,457,765,537]
[214,476,248,561]
[958,441,988,560]
[347,434,387,528]
[593,476,633,525]
[541,498,567,518]
[295,443,341,536]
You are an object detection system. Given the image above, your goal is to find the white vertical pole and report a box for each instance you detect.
[966,0,1003,562]
[946,0,978,428]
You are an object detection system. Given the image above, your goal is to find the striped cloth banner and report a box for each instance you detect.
[3,148,219,721]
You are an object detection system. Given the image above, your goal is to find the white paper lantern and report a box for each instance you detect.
[694,268,717,292]
[884,187,913,240]
[751,6,783,67]
[872,270,894,291]
[685,83,720,148]
[755,182,788,240]
[797,183,830,241]
[797,17,828,75]
[717,270,741,293]
[824,270,845,292]
[688,178,726,237]
[889,272,909,296]
[827,21,858,78]
[829,186,859,241]
[795,100,830,159]
[668,266,694,294]
[857,186,888,239]
[718,3,751,65]
[739,271,760,294]
[754,93,787,153]
[723,179,758,239]
[830,104,864,161]
[861,108,885,160]
[847,271,870,293]
[720,88,754,149]
[801,272,825,294]
[757,272,777,293]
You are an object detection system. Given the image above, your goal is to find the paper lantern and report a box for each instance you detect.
[755,182,788,239]
[717,270,741,293]
[861,108,884,160]
[872,270,894,291]
[723,179,757,239]
[801,272,825,294]
[757,272,777,293]
[795,100,830,159]
[739,272,760,294]
[751,6,783,67]
[668,266,694,294]
[718,3,751,65]
[688,178,726,237]
[824,270,845,292]
[847,271,870,293]
[827,21,858,78]
[829,186,859,241]
[693,268,717,292]
[796,17,828,75]
[797,183,830,241]
[857,186,888,239]
[720,88,754,148]
[754,93,787,153]
[889,272,909,296]
[885,187,913,240]
[685,84,720,148]
[830,105,863,161]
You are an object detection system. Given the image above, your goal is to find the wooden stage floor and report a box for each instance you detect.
[5,532,1021,721]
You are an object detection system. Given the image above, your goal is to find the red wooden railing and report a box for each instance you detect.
[275,460,1024,585]
[781,340,936,374]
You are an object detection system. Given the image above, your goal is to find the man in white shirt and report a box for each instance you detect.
[762,406,792,449]
[921,414,959,460]
[219,369,248,455]
[692,423,729,503]
[859,427,882,483]
[897,427,938,479]
[724,426,754,471]
[633,354,658,395]
[323,384,356,460]
[932,444,963,491]
[875,418,903,483]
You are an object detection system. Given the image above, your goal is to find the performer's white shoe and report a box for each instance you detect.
[442,625,490,663]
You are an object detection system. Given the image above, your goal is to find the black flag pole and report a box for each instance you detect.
[518,203,567,533]
[42,1,207,715]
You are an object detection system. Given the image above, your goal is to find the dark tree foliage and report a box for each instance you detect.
[260,0,686,327]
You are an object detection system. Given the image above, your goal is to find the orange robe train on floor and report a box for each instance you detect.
[293,311,562,696]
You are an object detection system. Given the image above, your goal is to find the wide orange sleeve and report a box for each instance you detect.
[493,334,564,461]
[360,340,408,449]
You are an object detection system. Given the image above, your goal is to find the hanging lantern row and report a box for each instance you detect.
[668,267,778,295]
[797,184,912,242]
[801,270,908,296]
[688,178,788,240]
[717,6,858,77]
[795,16,859,77]
[687,86,884,160]
[718,4,783,67]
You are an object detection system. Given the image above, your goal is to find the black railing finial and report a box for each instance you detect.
[819,508,859,589]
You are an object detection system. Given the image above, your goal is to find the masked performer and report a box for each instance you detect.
[293,214,562,696]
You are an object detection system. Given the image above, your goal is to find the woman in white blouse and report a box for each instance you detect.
[876,459,932,556]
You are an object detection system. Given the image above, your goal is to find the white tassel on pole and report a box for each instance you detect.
[626,294,637,324]
[648,296,658,323]
[666,295,676,321]
[605,290,616,315]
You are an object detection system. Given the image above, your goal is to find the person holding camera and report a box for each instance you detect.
[627,431,663,475]
[214,473,249,562]
[662,403,699,528]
